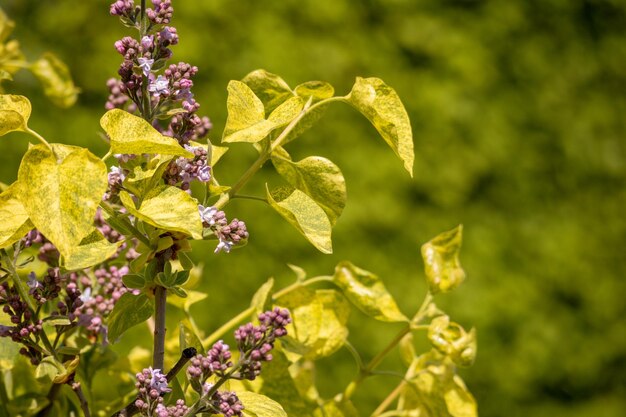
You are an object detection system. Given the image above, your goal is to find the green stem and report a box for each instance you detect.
[0,372,10,417]
[99,202,151,247]
[25,128,53,152]
[102,150,113,162]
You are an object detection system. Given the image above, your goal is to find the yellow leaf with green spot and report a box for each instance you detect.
[0,182,33,249]
[62,229,122,270]
[295,81,334,102]
[242,69,294,114]
[0,94,31,136]
[100,109,193,157]
[238,391,288,417]
[333,261,408,322]
[17,144,107,258]
[30,53,79,108]
[421,225,465,294]
[266,185,332,254]
[347,77,414,176]
[119,186,202,239]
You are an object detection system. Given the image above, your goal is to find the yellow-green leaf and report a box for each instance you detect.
[179,319,205,355]
[0,337,19,370]
[107,293,154,342]
[242,69,294,114]
[100,109,193,157]
[0,182,33,249]
[17,144,107,258]
[35,356,65,381]
[295,81,334,102]
[346,77,414,176]
[267,96,305,126]
[421,225,465,294]
[278,287,349,360]
[266,185,332,254]
[313,399,359,417]
[238,391,288,417]
[222,80,266,142]
[119,186,202,239]
[0,8,15,43]
[30,53,79,108]
[62,229,122,270]
[0,94,31,136]
[271,149,346,226]
[333,261,408,322]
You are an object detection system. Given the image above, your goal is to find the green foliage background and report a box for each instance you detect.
[2,0,625,416]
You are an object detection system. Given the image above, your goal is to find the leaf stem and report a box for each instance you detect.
[25,128,53,151]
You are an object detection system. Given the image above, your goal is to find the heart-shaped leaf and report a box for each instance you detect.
[0,95,31,136]
[107,293,154,342]
[18,144,107,257]
[242,69,294,114]
[62,229,122,270]
[238,391,288,417]
[421,225,465,294]
[0,182,33,249]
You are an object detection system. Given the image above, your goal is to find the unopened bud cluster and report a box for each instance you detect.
[198,205,249,254]
[134,367,172,414]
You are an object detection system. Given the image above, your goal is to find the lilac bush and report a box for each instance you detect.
[0,2,477,417]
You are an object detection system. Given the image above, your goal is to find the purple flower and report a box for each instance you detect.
[137,57,154,76]
[149,75,170,97]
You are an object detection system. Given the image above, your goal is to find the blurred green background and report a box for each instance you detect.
[2,0,626,416]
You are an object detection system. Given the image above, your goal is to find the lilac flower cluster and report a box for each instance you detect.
[134,367,172,414]
[77,265,137,335]
[0,282,43,363]
[187,340,233,383]
[206,390,244,417]
[28,269,61,305]
[163,145,211,191]
[154,400,188,417]
[234,308,291,380]
[199,206,249,254]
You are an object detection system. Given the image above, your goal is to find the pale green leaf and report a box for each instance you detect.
[0,336,19,370]
[119,186,202,239]
[295,81,334,102]
[179,320,205,355]
[421,225,465,294]
[313,399,359,417]
[107,293,154,342]
[239,390,288,417]
[17,144,108,257]
[35,356,65,381]
[62,229,121,270]
[333,261,408,322]
[100,109,193,157]
[0,94,31,136]
[289,361,320,402]
[30,53,79,108]
[277,287,349,360]
[250,278,274,317]
[346,77,414,176]
[242,69,294,114]
[0,182,33,249]
[266,185,332,254]
[260,349,315,417]
[281,100,330,146]
[271,150,346,225]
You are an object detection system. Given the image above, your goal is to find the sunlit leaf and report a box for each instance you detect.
[266,185,332,254]
[18,144,107,257]
[271,149,346,225]
[0,94,30,136]
[333,261,408,322]
[278,287,349,360]
[119,186,202,239]
[0,182,33,249]
[107,293,154,342]
[346,77,414,176]
[62,229,121,270]
[421,225,465,294]
[289,360,320,402]
[400,353,477,417]
[222,83,304,144]
[428,316,477,367]
[222,80,266,142]
[295,81,334,102]
[35,356,65,381]
[281,100,330,146]
[239,391,288,417]
[100,109,193,157]
[30,53,79,108]
[242,69,294,114]
[399,332,416,367]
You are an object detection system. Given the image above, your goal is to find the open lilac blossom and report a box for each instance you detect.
[149,75,170,97]
[137,57,154,76]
